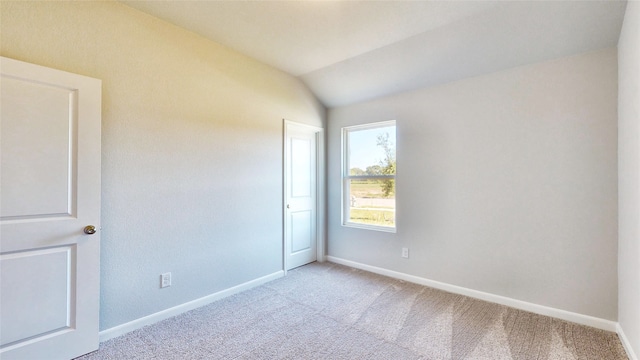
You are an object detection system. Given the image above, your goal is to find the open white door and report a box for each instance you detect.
[0,57,101,359]
[284,121,323,271]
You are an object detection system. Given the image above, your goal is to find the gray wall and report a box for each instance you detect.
[327,49,618,320]
[0,1,325,330]
[618,0,640,356]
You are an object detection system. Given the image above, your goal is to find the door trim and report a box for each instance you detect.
[283,120,325,274]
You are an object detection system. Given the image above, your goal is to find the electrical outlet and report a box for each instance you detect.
[401,248,409,259]
[161,272,171,288]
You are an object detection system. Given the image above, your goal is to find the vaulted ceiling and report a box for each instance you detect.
[121,1,628,108]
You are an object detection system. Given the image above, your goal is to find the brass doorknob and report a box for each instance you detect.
[84,225,97,235]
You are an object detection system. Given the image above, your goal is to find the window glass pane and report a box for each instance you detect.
[348,126,396,176]
[348,178,395,227]
[343,121,396,230]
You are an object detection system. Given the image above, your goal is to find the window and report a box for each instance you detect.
[342,121,396,232]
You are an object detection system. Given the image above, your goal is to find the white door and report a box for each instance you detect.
[284,121,322,270]
[0,57,101,360]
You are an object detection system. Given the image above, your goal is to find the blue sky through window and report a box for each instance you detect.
[349,125,396,171]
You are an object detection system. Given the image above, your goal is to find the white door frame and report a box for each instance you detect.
[283,119,325,274]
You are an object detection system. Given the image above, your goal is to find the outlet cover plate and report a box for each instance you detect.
[161,272,171,288]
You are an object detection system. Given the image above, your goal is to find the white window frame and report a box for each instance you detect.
[341,120,396,233]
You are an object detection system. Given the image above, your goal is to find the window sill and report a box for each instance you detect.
[342,222,396,233]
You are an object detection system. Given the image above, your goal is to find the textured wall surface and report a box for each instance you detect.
[0,1,325,330]
[327,49,618,320]
[618,1,640,357]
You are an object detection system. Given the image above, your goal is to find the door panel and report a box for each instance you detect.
[284,122,319,270]
[0,57,101,360]
[291,211,312,253]
[291,138,311,198]
[1,246,74,347]
[1,77,75,219]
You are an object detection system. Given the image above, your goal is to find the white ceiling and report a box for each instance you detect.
[121,0,628,108]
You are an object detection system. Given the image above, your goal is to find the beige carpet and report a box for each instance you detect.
[77,262,628,359]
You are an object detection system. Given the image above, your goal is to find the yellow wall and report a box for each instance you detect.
[1,1,325,330]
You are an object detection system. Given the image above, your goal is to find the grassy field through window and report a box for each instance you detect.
[349,179,395,227]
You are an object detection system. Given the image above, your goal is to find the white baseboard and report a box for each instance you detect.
[327,256,618,332]
[99,270,284,342]
[617,323,639,360]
